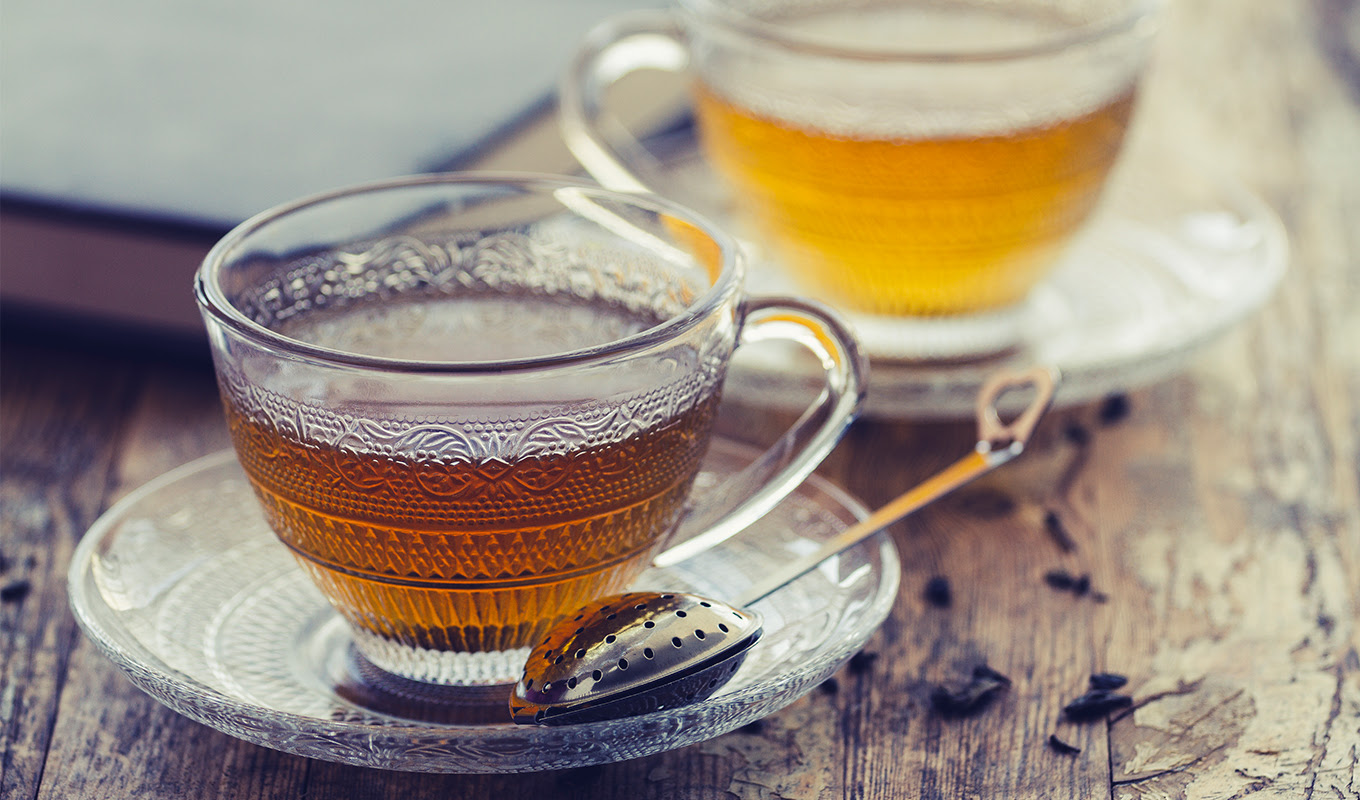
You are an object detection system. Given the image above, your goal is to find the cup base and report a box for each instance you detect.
[351,627,530,686]
[846,303,1027,363]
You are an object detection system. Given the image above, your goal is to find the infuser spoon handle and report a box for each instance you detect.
[731,366,1059,608]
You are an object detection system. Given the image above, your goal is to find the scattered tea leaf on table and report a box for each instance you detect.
[930,664,1012,717]
[923,576,952,608]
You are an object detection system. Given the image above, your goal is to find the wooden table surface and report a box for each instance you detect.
[4,0,1358,797]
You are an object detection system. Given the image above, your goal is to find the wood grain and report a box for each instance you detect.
[1099,0,1360,796]
[1,343,139,800]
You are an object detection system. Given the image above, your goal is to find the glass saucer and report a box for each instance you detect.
[68,439,897,774]
[639,133,1289,419]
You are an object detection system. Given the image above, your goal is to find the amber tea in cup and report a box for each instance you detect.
[563,0,1162,344]
[195,175,863,685]
[223,305,721,654]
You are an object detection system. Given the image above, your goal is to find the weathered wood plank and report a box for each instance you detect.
[827,404,1138,799]
[1100,0,1360,796]
[0,341,141,800]
[30,360,317,800]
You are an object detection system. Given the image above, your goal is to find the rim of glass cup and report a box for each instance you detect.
[680,0,1164,63]
[194,173,743,375]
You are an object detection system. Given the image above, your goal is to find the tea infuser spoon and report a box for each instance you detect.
[510,366,1058,726]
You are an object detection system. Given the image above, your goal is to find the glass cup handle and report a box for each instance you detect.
[653,297,868,568]
[559,10,685,193]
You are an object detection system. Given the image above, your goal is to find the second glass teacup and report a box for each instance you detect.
[562,0,1163,356]
[195,174,864,685]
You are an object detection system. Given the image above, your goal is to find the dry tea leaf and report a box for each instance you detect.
[930,664,1012,717]
[923,576,952,608]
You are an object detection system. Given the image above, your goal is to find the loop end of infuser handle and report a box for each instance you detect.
[975,366,1060,459]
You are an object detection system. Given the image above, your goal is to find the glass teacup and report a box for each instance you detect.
[562,0,1163,356]
[195,174,864,685]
